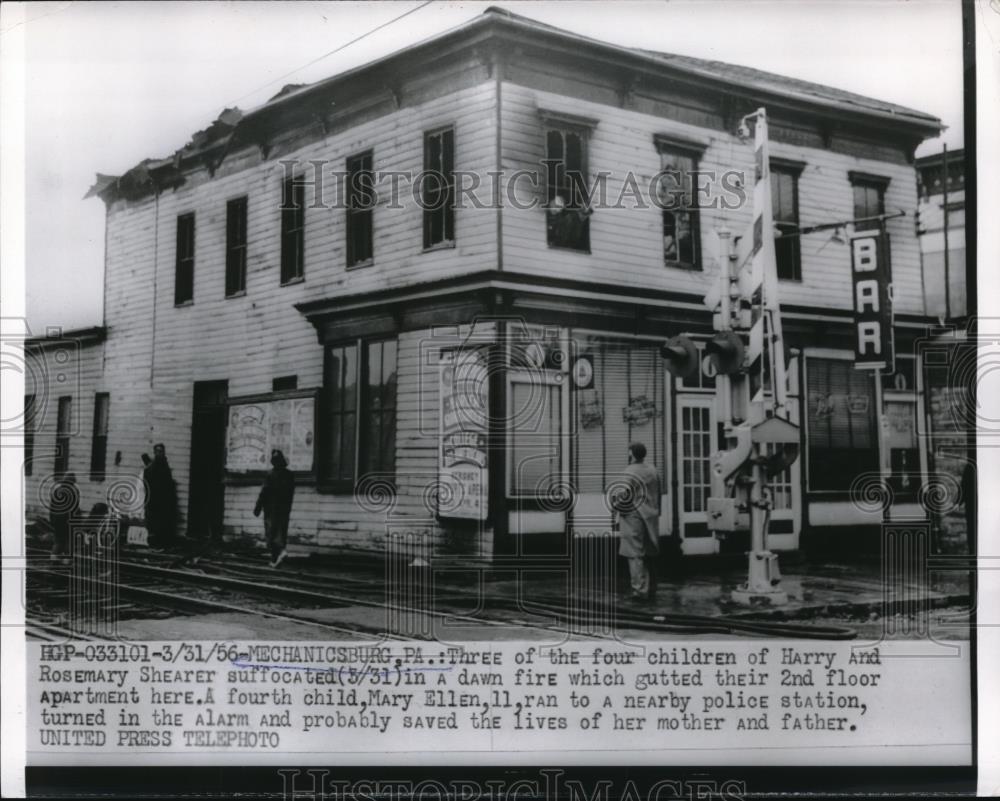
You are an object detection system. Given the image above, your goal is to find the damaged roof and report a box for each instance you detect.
[89,6,942,203]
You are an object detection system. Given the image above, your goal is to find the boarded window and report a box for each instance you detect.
[174,213,195,305]
[280,177,305,283]
[346,152,374,267]
[423,128,455,248]
[90,392,109,482]
[658,149,700,269]
[771,165,801,281]
[225,196,248,296]
[806,358,877,492]
[545,126,590,251]
[55,396,72,476]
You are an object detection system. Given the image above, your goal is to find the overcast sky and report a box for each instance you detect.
[13,0,964,332]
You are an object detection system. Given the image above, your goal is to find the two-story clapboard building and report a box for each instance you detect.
[25,8,949,559]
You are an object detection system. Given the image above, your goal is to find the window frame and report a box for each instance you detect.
[541,111,596,253]
[90,392,110,482]
[770,158,804,282]
[55,395,72,476]
[803,354,879,495]
[174,212,195,305]
[225,195,248,297]
[321,336,398,493]
[24,393,36,476]
[345,150,375,269]
[280,176,305,285]
[849,171,889,233]
[422,126,456,251]
[654,134,706,271]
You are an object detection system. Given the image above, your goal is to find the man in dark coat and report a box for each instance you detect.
[254,449,295,567]
[49,472,80,560]
[615,442,661,602]
[144,443,178,550]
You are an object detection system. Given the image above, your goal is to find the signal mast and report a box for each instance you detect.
[663,107,799,605]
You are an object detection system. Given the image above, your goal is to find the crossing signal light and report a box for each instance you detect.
[706,331,745,375]
[662,335,699,378]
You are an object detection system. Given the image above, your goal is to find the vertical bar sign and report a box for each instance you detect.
[438,348,489,520]
[851,228,894,371]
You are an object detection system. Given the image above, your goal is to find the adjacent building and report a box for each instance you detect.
[24,8,954,559]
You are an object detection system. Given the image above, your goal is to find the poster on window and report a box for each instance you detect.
[225,394,316,473]
[439,348,489,520]
[851,229,894,371]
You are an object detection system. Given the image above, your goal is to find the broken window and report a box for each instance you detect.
[657,147,700,269]
[771,161,803,281]
[545,125,591,251]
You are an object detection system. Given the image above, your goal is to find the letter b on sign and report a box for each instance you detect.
[853,238,878,272]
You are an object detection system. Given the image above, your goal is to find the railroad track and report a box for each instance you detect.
[26,544,857,640]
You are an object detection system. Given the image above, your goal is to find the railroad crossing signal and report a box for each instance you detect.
[661,335,699,378]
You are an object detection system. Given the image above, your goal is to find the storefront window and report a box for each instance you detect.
[572,335,664,494]
[883,397,919,496]
[806,357,877,492]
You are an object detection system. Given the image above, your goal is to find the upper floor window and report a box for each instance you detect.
[423,127,455,249]
[850,172,889,232]
[24,394,36,476]
[655,135,705,270]
[55,395,72,476]
[544,115,593,252]
[280,176,305,284]
[346,151,374,268]
[771,159,804,281]
[324,337,397,490]
[90,392,110,482]
[225,196,248,297]
[174,213,195,305]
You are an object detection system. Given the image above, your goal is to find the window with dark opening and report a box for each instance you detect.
[806,358,877,492]
[657,145,701,269]
[324,338,397,488]
[272,375,298,392]
[90,392,109,482]
[174,213,195,305]
[771,162,802,281]
[545,125,590,251]
[24,394,36,476]
[225,196,248,296]
[346,152,374,267]
[423,128,455,249]
[55,395,72,476]
[280,177,305,284]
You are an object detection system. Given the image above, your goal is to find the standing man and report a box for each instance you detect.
[615,442,661,602]
[254,449,295,568]
[144,443,178,550]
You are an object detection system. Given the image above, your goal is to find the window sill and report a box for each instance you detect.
[346,259,374,272]
[665,261,701,271]
[225,290,247,299]
[546,243,591,255]
[174,299,194,308]
[280,276,305,287]
[422,241,456,254]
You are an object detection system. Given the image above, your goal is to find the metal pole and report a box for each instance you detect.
[942,144,950,319]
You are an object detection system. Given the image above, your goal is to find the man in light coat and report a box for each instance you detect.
[615,442,661,602]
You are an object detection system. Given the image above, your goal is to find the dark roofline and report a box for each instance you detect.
[92,6,943,204]
[24,325,106,351]
[916,148,964,167]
